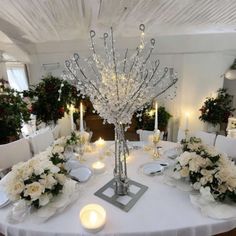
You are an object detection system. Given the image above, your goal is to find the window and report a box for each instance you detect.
[6,63,29,91]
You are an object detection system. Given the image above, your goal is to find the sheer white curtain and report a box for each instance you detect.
[6,63,29,91]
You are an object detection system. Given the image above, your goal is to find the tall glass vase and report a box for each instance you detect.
[113,124,129,195]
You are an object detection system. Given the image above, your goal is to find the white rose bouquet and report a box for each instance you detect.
[174,137,236,203]
[4,151,67,209]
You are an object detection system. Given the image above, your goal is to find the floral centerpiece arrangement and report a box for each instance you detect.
[23,75,81,125]
[5,149,67,209]
[0,79,31,144]
[174,137,236,203]
[199,88,235,127]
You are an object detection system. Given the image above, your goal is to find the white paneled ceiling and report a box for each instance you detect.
[0,0,236,45]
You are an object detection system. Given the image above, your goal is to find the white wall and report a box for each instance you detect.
[180,53,233,133]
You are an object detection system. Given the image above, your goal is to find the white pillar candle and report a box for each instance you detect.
[70,105,74,131]
[154,101,158,131]
[185,112,190,130]
[80,204,106,233]
[92,161,106,174]
[80,102,84,132]
[95,137,106,148]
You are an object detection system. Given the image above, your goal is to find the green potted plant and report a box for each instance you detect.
[23,75,80,126]
[0,79,31,144]
[199,88,235,132]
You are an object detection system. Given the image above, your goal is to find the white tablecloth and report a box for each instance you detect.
[0,141,236,236]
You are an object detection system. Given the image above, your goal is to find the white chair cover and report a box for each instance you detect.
[58,114,72,137]
[29,128,54,155]
[52,124,61,140]
[0,138,32,170]
[194,131,216,147]
[137,129,164,142]
[227,129,236,138]
[177,128,185,143]
[215,135,236,160]
[137,129,153,142]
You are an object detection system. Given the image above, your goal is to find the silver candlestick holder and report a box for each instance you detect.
[95,124,148,212]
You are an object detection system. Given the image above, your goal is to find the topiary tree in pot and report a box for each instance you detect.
[0,79,31,144]
[23,75,81,126]
[199,88,235,132]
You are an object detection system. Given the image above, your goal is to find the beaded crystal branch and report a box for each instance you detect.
[63,24,178,126]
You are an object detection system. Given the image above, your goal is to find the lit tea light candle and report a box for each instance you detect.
[92,161,106,174]
[95,137,106,148]
[80,204,106,233]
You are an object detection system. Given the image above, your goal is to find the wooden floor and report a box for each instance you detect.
[215,228,236,236]
[0,229,235,236]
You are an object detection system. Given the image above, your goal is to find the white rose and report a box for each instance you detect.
[19,166,33,180]
[49,165,60,174]
[33,166,45,176]
[40,174,57,189]
[177,152,192,166]
[179,167,189,177]
[189,156,207,172]
[24,182,44,201]
[227,177,236,189]
[54,137,67,146]
[55,173,66,185]
[8,181,25,196]
[39,194,50,206]
[52,145,64,154]
[193,182,201,190]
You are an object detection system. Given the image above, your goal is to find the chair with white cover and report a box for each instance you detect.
[52,124,61,140]
[137,129,153,142]
[177,128,185,143]
[29,128,54,155]
[215,135,236,160]
[227,129,236,138]
[194,131,216,147]
[0,138,32,171]
[137,129,164,142]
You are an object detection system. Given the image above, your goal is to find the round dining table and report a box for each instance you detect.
[0,140,235,236]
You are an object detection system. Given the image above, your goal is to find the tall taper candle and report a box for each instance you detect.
[185,112,189,130]
[71,105,74,131]
[80,102,84,132]
[154,101,158,131]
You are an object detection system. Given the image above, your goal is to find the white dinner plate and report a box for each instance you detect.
[0,187,10,208]
[69,166,92,183]
[140,162,164,176]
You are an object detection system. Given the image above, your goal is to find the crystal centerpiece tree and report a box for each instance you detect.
[63,24,178,200]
